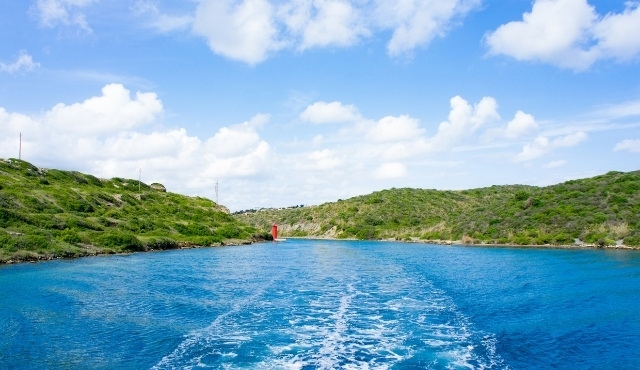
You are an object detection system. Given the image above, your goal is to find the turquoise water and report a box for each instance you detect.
[1,239,640,369]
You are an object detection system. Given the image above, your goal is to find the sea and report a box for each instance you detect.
[1,239,639,369]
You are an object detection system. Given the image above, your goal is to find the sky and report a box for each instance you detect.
[1,0,639,211]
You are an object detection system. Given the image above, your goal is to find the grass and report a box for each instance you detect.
[236,170,640,247]
[0,158,272,263]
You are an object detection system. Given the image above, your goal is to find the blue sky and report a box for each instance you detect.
[1,0,639,211]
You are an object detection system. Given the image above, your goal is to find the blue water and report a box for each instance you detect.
[1,240,640,369]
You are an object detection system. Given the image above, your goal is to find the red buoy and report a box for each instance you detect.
[271,224,278,240]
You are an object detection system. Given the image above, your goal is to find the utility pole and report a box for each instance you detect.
[214,180,219,204]
[138,168,142,193]
[19,132,21,160]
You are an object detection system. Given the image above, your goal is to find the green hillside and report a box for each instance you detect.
[236,170,640,247]
[0,158,270,263]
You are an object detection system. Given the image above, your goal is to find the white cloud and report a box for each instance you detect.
[193,0,282,65]
[485,0,640,70]
[300,149,343,170]
[593,3,640,61]
[202,114,273,178]
[206,117,265,158]
[0,51,40,74]
[504,110,538,138]
[516,131,588,161]
[0,85,273,202]
[300,101,361,123]
[280,0,368,50]
[366,115,425,143]
[375,0,480,56]
[34,0,94,32]
[190,0,480,64]
[374,162,407,179]
[202,140,271,178]
[554,131,588,147]
[428,96,499,150]
[594,99,640,119]
[133,1,193,33]
[614,139,640,152]
[43,84,163,136]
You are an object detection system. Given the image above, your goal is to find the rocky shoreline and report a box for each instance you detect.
[4,237,637,266]
[0,239,258,265]
[286,236,640,250]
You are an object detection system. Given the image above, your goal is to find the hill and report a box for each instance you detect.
[0,158,270,263]
[236,170,640,247]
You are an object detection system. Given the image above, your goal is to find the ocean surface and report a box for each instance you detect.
[1,239,640,369]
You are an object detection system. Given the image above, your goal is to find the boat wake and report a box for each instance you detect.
[153,255,505,369]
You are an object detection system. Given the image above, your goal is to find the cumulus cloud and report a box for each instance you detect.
[190,0,480,64]
[193,0,282,65]
[201,114,272,178]
[516,131,588,161]
[504,111,538,138]
[366,115,425,143]
[43,83,163,136]
[0,85,273,203]
[427,96,499,150]
[300,101,361,123]
[375,0,480,56]
[0,51,40,74]
[485,0,640,70]
[614,139,640,152]
[593,3,640,61]
[33,0,94,32]
[280,0,368,50]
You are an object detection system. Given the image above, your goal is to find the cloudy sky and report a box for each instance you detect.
[1,0,639,211]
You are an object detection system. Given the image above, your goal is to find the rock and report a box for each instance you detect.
[150,183,167,192]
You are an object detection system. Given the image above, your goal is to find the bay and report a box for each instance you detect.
[1,239,639,369]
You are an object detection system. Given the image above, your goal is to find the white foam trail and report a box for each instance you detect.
[152,271,284,370]
[153,246,506,369]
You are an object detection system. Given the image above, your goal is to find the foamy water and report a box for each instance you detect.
[1,239,640,368]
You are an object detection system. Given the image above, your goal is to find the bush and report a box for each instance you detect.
[514,190,530,201]
[58,228,81,244]
[145,238,179,250]
[0,231,16,251]
[97,231,144,252]
[15,235,49,251]
[624,236,640,246]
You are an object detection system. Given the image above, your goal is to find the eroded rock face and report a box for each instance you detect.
[150,183,167,192]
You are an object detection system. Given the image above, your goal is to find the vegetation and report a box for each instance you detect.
[0,158,271,263]
[237,170,640,247]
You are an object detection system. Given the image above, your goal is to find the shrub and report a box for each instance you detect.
[0,231,16,251]
[624,235,640,246]
[97,231,144,252]
[59,228,81,244]
[15,235,49,251]
[145,238,179,250]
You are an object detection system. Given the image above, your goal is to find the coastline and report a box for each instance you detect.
[3,236,638,266]
[0,239,255,266]
[284,236,640,250]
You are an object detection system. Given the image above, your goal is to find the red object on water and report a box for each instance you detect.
[271,224,278,240]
